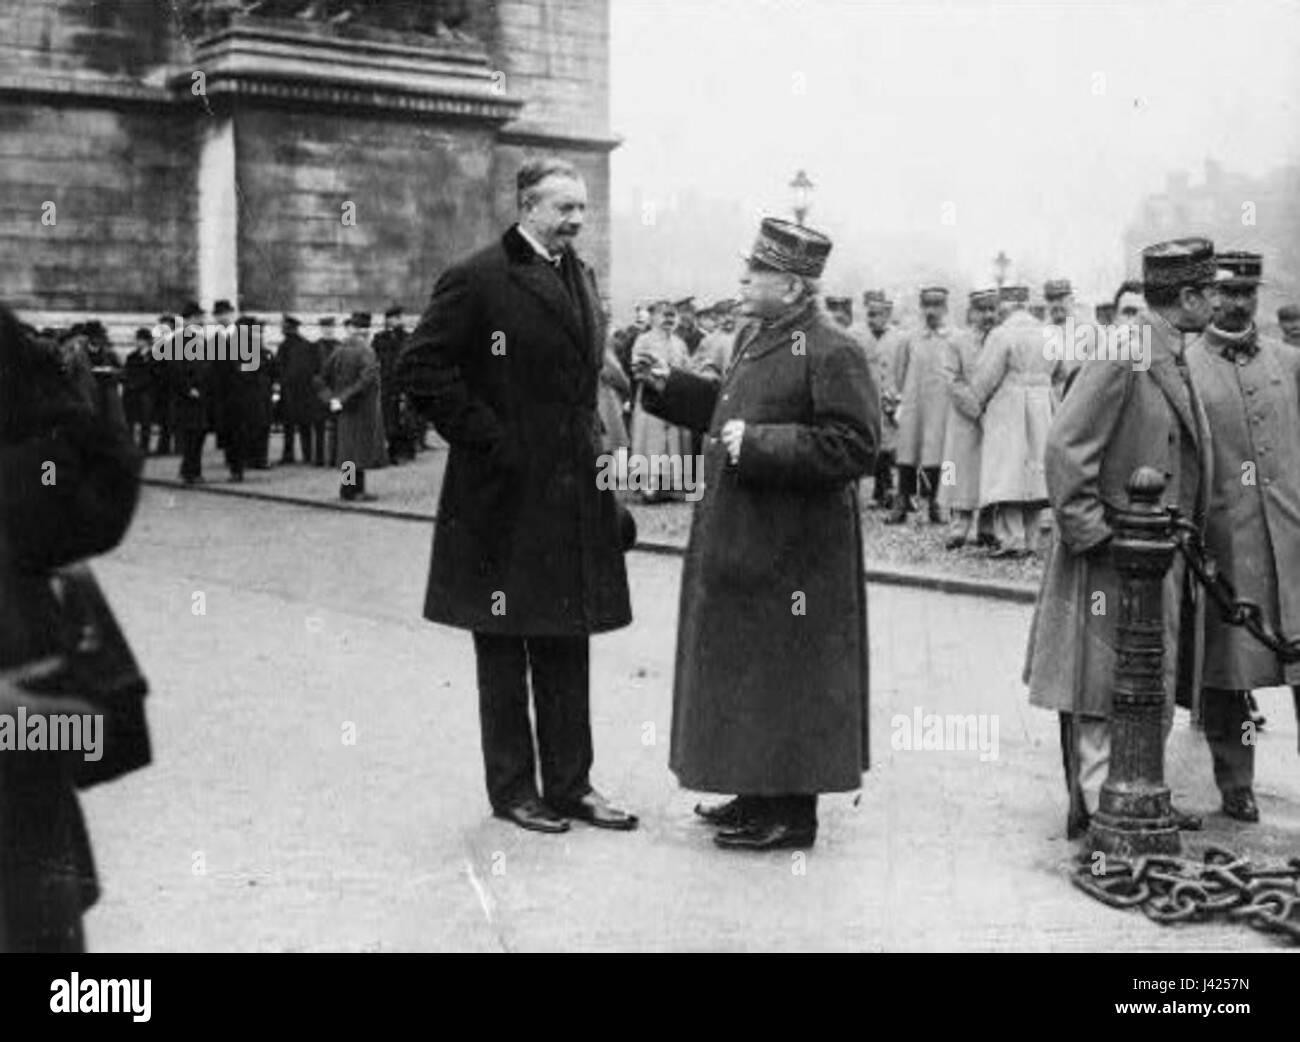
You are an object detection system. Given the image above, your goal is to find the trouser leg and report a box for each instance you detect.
[920,465,941,503]
[896,464,917,503]
[1202,687,1255,794]
[947,509,974,544]
[529,635,593,807]
[1059,712,1088,828]
[872,451,895,503]
[472,633,537,810]
[180,429,204,479]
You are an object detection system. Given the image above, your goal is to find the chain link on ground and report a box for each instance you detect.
[1073,845,1300,943]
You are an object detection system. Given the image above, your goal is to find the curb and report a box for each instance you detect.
[142,476,1040,605]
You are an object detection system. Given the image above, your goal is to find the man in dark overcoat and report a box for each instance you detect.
[373,304,416,464]
[397,157,636,834]
[276,315,323,464]
[637,218,879,850]
[174,302,211,485]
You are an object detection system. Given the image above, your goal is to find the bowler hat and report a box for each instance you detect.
[347,311,372,329]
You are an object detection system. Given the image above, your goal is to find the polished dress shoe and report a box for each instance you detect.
[551,790,638,831]
[1170,805,1203,831]
[694,796,757,829]
[1221,788,1260,823]
[714,820,816,851]
[493,797,570,834]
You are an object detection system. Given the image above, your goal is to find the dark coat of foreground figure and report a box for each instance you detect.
[646,299,879,794]
[398,226,631,635]
[0,306,141,951]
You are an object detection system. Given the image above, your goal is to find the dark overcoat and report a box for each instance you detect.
[0,309,142,950]
[320,335,388,471]
[645,300,879,794]
[397,225,631,636]
[277,331,323,427]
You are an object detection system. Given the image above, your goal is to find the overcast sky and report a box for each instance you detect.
[609,0,1300,302]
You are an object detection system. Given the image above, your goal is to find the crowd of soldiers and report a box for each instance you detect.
[604,277,1300,567]
[25,301,430,502]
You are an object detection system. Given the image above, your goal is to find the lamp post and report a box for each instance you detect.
[790,169,814,227]
[993,250,1011,289]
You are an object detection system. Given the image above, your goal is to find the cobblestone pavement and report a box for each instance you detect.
[80,488,1299,951]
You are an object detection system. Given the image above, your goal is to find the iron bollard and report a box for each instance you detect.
[1088,466,1182,857]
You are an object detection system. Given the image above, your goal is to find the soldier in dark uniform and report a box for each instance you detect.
[373,304,415,464]
[276,315,322,464]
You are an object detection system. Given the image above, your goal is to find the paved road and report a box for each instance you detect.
[79,488,1300,951]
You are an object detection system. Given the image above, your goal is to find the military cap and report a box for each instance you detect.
[714,298,738,312]
[282,314,301,328]
[824,295,852,310]
[1043,278,1073,300]
[1141,237,1216,289]
[212,299,234,314]
[919,287,948,305]
[346,311,372,329]
[673,296,697,311]
[384,303,403,318]
[181,301,203,319]
[742,217,833,278]
[1214,251,1263,288]
[318,315,337,327]
[1000,285,1030,303]
[968,288,999,307]
[863,290,893,308]
[1278,304,1300,323]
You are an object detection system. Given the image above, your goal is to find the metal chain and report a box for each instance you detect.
[1169,514,1300,663]
[1072,846,1300,943]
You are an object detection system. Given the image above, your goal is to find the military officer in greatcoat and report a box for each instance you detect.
[939,288,997,548]
[1186,252,1300,821]
[862,290,902,509]
[636,218,879,851]
[1025,238,1216,840]
[888,287,952,525]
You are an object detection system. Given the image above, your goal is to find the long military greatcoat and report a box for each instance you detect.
[862,327,902,454]
[895,325,951,467]
[644,300,880,794]
[320,334,388,471]
[398,225,631,636]
[938,328,984,511]
[1187,326,1300,688]
[971,309,1060,507]
[1025,310,1210,718]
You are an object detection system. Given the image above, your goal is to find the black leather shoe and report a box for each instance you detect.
[551,790,638,831]
[1170,805,1203,831]
[714,820,816,851]
[493,797,570,834]
[1222,788,1260,823]
[694,797,756,829]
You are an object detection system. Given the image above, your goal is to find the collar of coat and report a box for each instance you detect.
[501,225,596,364]
[1140,308,1204,447]
[730,298,820,370]
[1202,322,1259,361]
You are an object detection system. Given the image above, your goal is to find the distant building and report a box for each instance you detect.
[1122,159,1300,325]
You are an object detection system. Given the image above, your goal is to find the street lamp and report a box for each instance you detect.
[790,169,814,226]
[993,250,1011,289]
